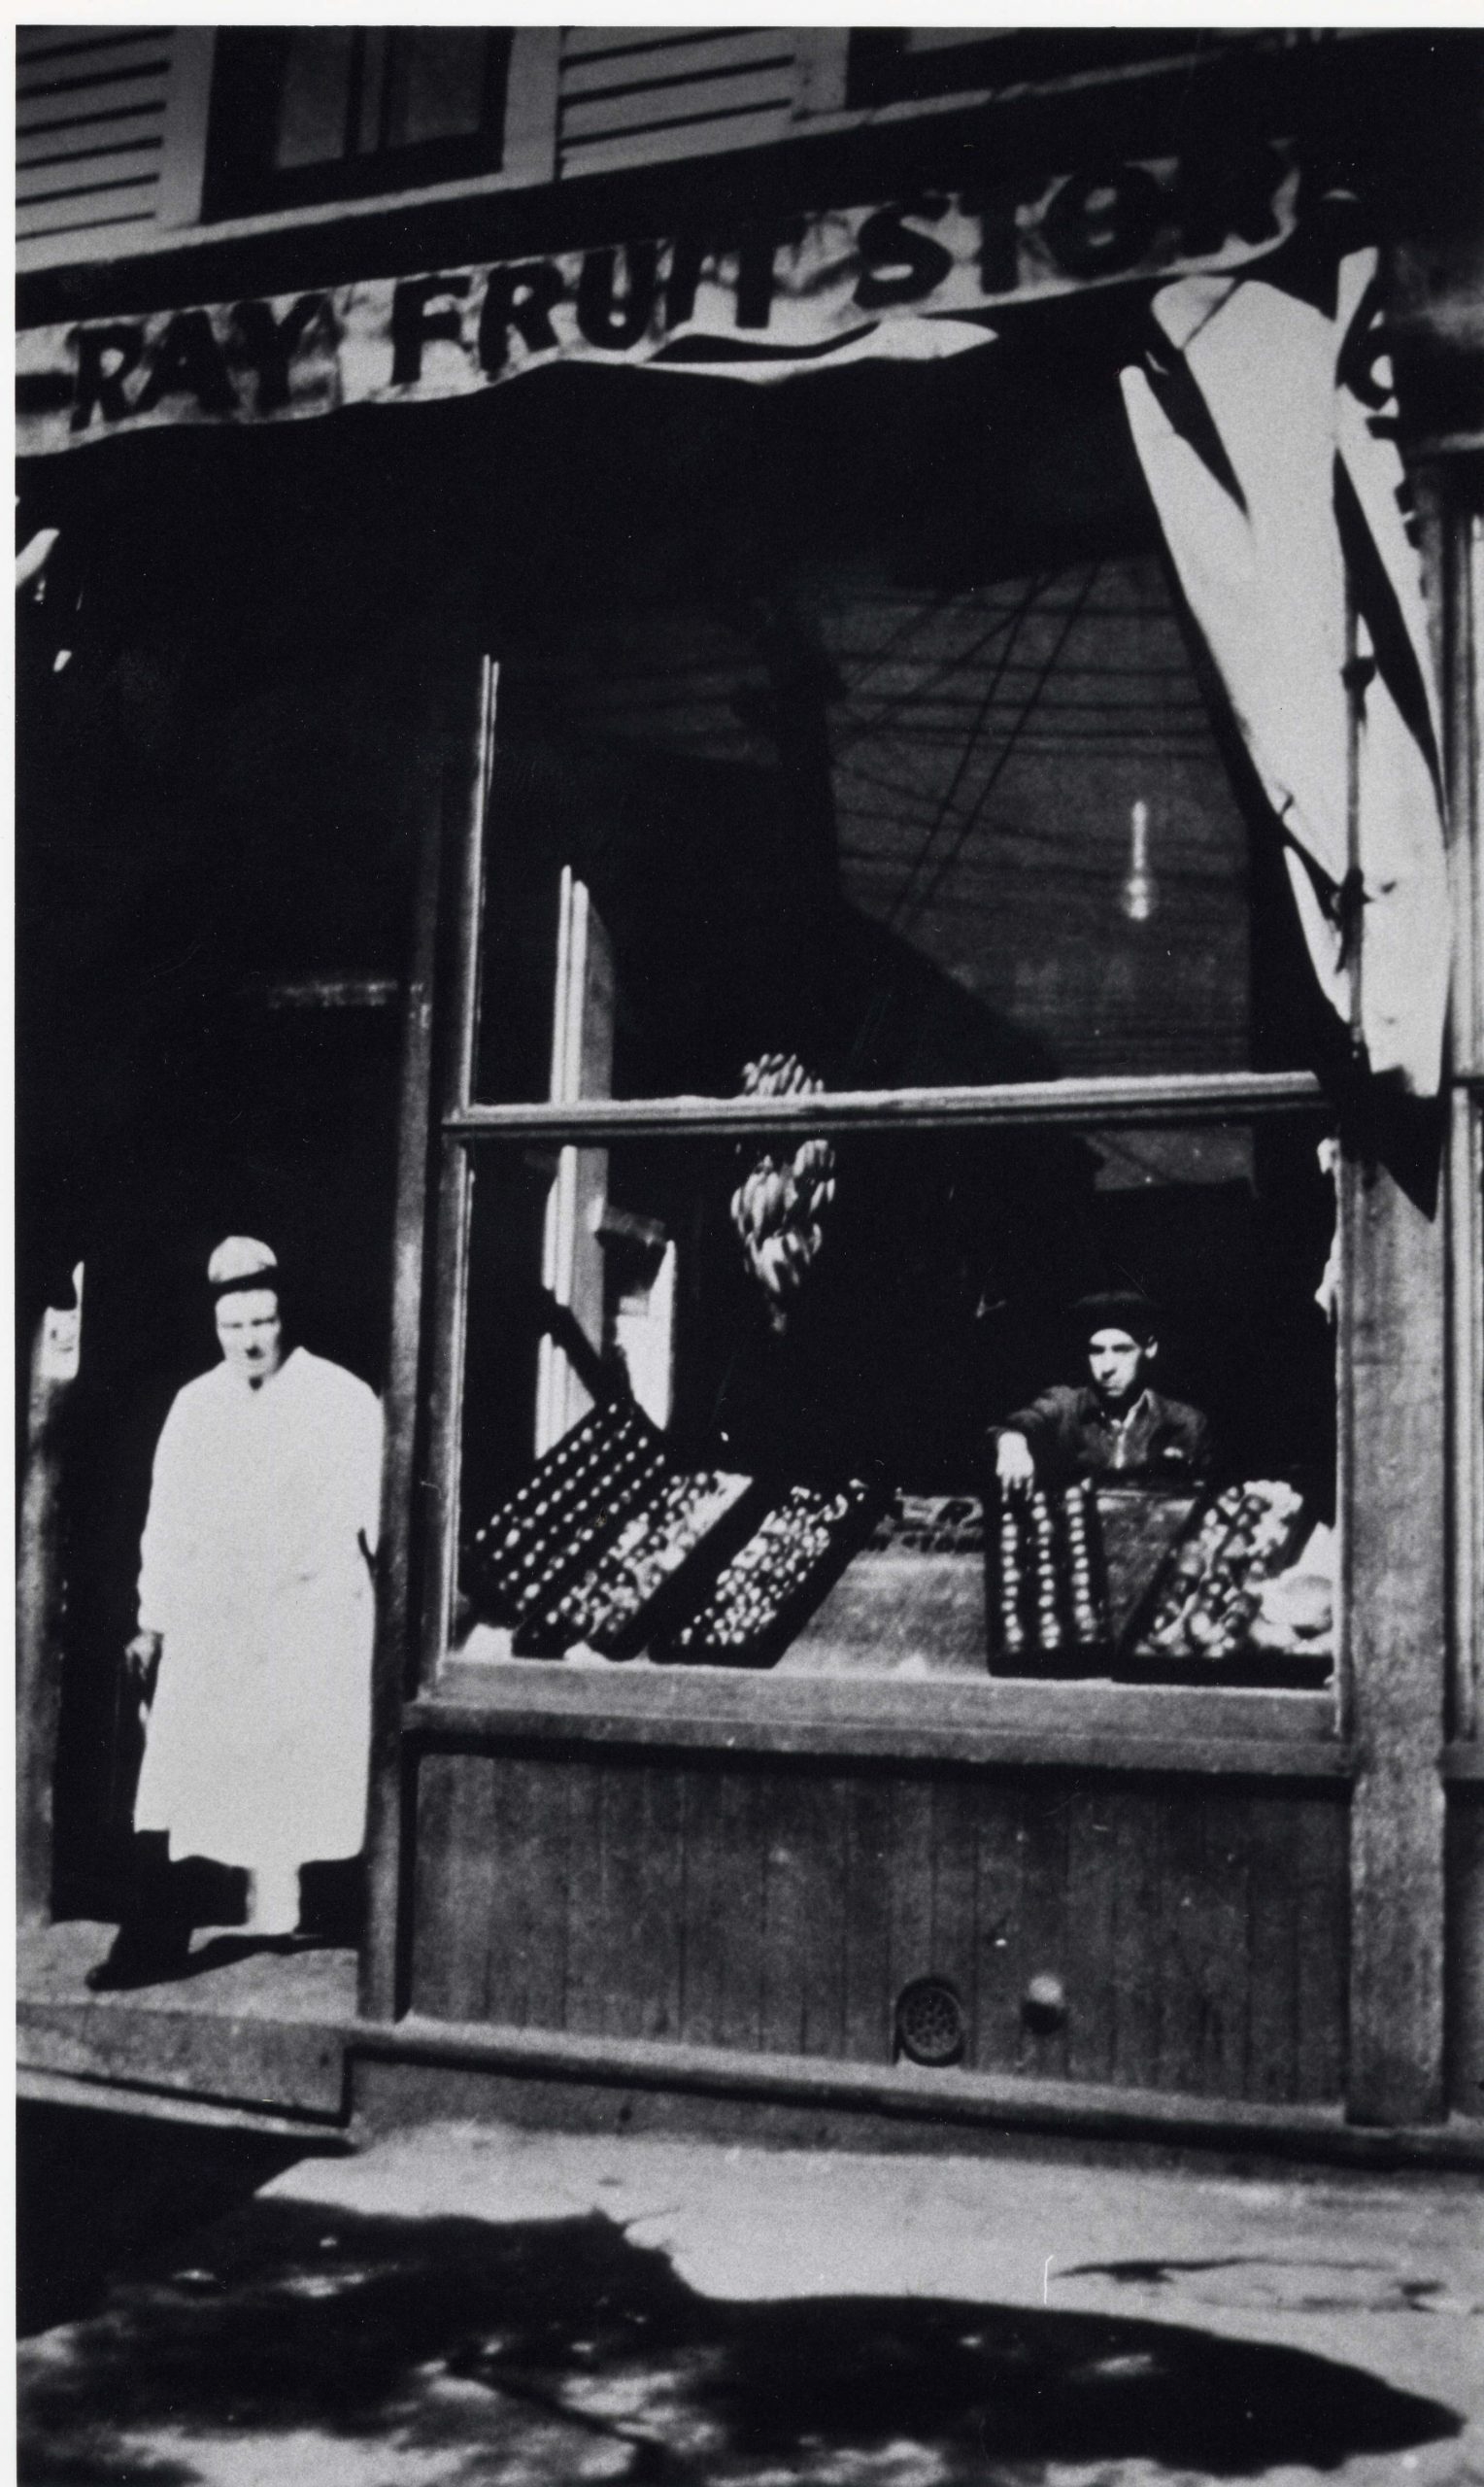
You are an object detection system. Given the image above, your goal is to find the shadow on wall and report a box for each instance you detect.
[18,2193,1461,2484]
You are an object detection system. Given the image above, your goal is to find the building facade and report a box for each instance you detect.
[17,26,1484,2154]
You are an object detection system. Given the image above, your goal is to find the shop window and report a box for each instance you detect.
[418,359,1342,1712]
[448,1113,1335,1686]
[476,552,1281,1109]
[206,29,512,215]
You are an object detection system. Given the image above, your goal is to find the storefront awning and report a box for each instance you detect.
[17,153,1304,458]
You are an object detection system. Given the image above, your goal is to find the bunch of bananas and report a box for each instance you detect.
[728,1054,836,1326]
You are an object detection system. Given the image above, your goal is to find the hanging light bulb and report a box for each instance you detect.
[1121,799,1159,923]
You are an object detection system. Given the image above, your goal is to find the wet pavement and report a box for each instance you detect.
[18,2113,1484,2486]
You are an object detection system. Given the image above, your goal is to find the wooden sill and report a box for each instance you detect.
[418,1661,1346,1778]
[350,2012,1484,2170]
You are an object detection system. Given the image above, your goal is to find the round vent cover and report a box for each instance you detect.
[895,1975,964,2067]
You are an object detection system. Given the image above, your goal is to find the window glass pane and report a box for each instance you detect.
[274,29,354,168]
[387,29,489,147]
[453,1116,1335,1685]
[476,544,1273,1106]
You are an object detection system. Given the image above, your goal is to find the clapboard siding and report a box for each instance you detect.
[557,26,796,180]
[17,109,166,166]
[16,24,175,248]
[411,1748,1350,2106]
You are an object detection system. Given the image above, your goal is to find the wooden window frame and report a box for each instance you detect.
[405,660,1339,1728]
[203,28,533,222]
[358,557,1472,2133]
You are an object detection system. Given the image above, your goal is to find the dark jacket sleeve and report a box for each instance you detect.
[991,1385,1080,1465]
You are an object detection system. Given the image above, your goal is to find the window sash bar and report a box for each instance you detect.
[443,1068,1328,1145]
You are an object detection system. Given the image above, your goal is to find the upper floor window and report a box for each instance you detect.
[206,28,513,216]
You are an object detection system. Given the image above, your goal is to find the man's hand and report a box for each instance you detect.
[124,1630,162,1699]
[995,1431,1036,1496]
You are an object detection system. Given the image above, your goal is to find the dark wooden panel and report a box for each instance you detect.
[928,1774,982,2062]
[1197,1788,1256,2101]
[1446,1789,1484,2116]
[583,1759,686,2043]
[1017,1780,1074,2081]
[887,1777,937,2028]
[407,1744,1350,2110]
[1157,1784,1248,2097]
[678,1762,767,2051]
[410,1749,498,2024]
[558,1757,607,2036]
[759,1770,847,2058]
[841,1771,894,2062]
[1295,1789,1350,2104]
[973,1777,1027,2071]
[631,1764,688,2043]
[1109,1786,1165,2089]
[1243,1785,1300,2104]
[1062,1783,1119,2087]
[475,1752,568,2029]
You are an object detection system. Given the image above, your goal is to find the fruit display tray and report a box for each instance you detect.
[986,1481,1113,1677]
[512,1468,762,1658]
[463,1398,676,1638]
[654,1470,892,1669]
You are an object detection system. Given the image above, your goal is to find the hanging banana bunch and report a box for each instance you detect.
[728,1054,837,1331]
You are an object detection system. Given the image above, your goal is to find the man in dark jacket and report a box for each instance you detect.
[993,1290,1211,1494]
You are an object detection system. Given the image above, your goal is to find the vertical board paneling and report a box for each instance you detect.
[407,1747,1349,2110]
[633,1765,688,2042]
[1110,1787,1165,2088]
[842,1772,894,2061]
[1158,1780,1244,2095]
[560,1758,609,2036]
[1017,1781,1072,2081]
[1295,1789,1349,2103]
[928,1775,982,2060]
[1243,1788,1301,2103]
[1196,1788,1255,2100]
[479,1752,569,2027]
[973,1779,1027,2071]
[761,1771,847,2057]
[411,1750,497,2022]
[888,1777,936,2006]
[679,1763,767,2050]
[1062,1786,1119,2086]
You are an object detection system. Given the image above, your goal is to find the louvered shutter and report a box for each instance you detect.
[17,26,191,250]
[557,28,796,178]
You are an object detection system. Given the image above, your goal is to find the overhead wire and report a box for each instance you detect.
[894,561,1103,939]
[884,571,1050,933]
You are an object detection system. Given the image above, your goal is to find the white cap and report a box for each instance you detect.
[207,1235,279,1288]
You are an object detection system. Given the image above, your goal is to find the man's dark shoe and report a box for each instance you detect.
[84,1926,192,1991]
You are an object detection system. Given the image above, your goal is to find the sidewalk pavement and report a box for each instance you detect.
[19,2115,1484,2486]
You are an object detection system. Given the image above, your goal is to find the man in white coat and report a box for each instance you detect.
[88,1237,383,1988]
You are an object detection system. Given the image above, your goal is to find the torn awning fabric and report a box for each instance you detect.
[1120,249,1451,1098]
[16,156,1305,455]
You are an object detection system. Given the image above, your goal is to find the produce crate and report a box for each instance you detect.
[512,1468,762,1657]
[986,1480,1114,1677]
[462,1399,675,1643]
[1116,1479,1324,1683]
[654,1470,892,1669]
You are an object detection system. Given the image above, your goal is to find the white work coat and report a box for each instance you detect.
[133,1346,383,1877]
